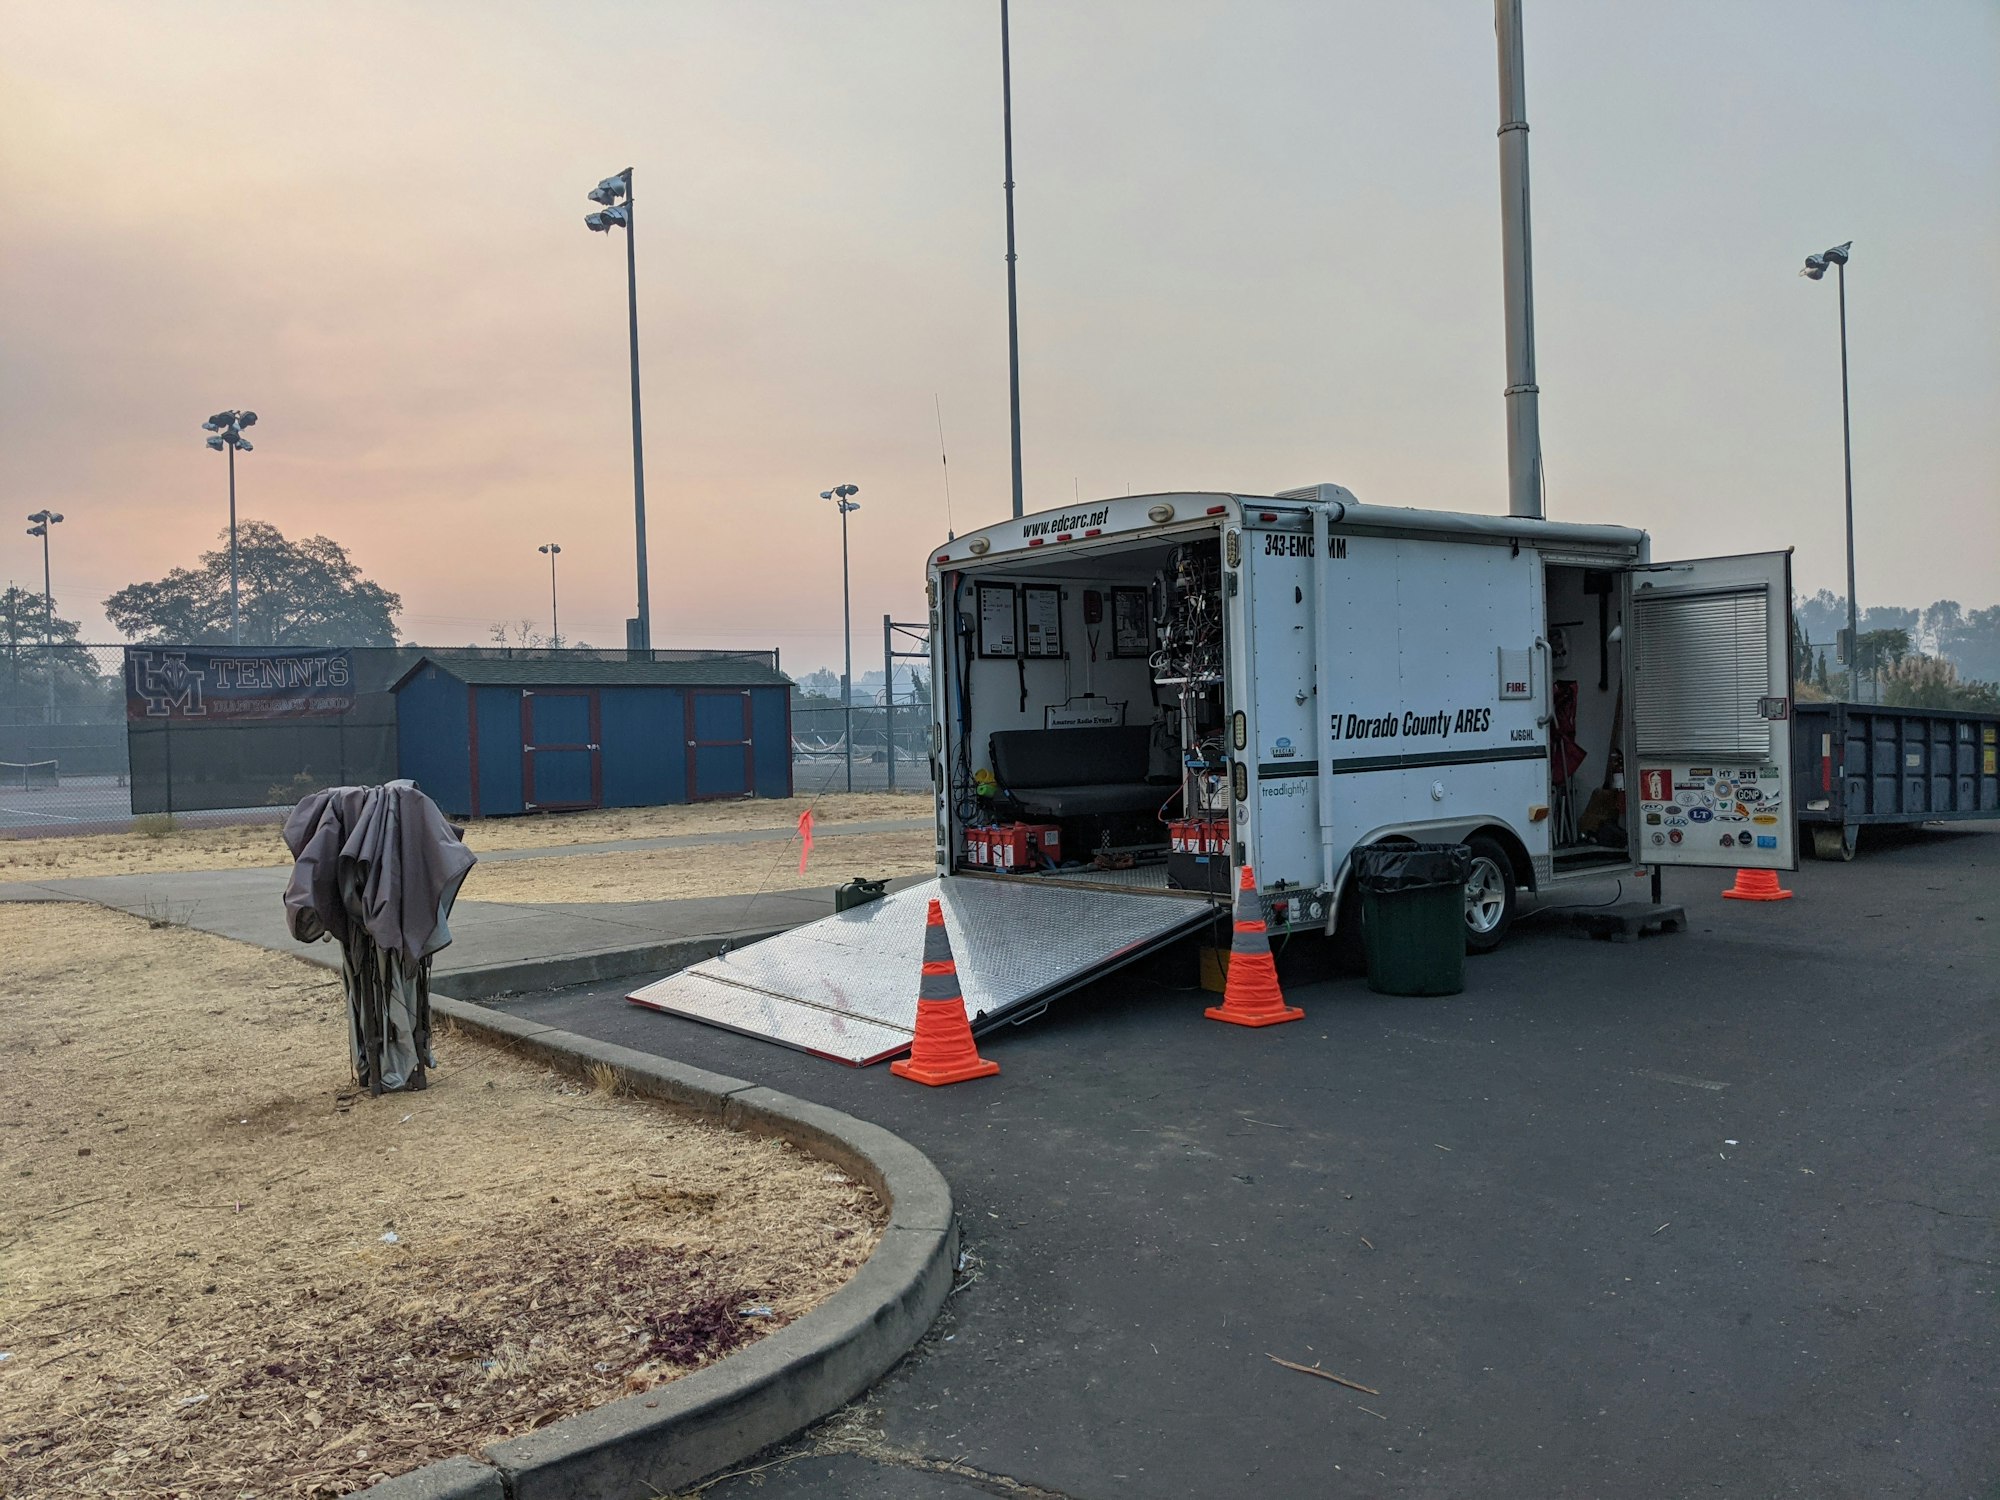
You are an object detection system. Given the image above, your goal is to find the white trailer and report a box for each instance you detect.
[632,484,1797,1064]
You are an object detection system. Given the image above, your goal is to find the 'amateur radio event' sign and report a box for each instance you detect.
[124,647,356,721]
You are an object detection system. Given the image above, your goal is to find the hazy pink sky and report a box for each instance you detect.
[3,1,1994,671]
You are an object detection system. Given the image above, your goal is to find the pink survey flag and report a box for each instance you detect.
[797,808,814,874]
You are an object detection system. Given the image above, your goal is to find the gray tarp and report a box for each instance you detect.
[283,781,475,1092]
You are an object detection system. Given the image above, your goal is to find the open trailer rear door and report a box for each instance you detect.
[1624,549,1798,872]
[628,877,1215,1065]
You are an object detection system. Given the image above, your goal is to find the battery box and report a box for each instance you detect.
[988,822,1062,871]
[1167,818,1231,893]
[965,822,1062,872]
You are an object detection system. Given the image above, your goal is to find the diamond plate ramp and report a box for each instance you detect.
[626,876,1215,1065]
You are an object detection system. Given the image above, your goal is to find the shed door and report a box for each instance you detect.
[523,690,601,811]
[687,690,754,801]
[1623,550,1796,871]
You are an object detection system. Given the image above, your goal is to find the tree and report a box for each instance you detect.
[1879,653,2000,713]
[1796,589,1846,643]
[1937,604,2000,685]
[0,587,117,724]
[795,668,842,701]
[104,521,401,646]
[1920,599,1964,654]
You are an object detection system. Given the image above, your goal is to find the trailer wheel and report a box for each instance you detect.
[1462,835,1517,953]
[1810,825,1857,861]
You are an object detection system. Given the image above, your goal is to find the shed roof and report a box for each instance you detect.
[391,654,791,691]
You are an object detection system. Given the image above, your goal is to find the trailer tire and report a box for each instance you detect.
[1810,824,1857,861]
[1462,835,1517,954]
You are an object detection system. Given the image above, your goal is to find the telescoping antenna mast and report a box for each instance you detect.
[1495,0,1544,520]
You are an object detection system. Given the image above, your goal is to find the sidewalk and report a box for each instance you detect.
[0,817,931,982]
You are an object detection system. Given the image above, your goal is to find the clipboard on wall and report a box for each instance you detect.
[976,582,1019,658]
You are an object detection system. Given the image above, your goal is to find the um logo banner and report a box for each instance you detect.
[123,646,355,721]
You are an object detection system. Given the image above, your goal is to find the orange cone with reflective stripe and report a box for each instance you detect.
[1722,868,1794,902]
[1205,865,1304,1027]
[891,899,1001,1086]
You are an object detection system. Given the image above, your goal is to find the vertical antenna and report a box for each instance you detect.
[1495,0,1544,519]
[1001,0,1024,519]
[934,393,955,539]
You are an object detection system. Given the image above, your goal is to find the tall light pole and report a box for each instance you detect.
[584,168,652,655]
[820,484,861,792]
[1000,0,1024,519]
[26,510,62,723]
[201,410,257,644]
[539,543,563,647]
[1801,241,1858,699]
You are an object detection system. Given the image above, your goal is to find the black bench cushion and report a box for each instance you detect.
[988,726,1160,819]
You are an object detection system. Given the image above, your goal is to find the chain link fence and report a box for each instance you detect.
[0,643,933,840]
[788,698,933,795]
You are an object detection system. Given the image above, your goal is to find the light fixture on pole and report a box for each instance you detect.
[201,410,258,644]
[583,168,652,655]
[1800,240,1859,699]
[25,510,62,722]
[820,484,861,793]
[538,543,563,647]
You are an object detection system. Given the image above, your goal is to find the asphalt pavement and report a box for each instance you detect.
[488,826,1998,1500]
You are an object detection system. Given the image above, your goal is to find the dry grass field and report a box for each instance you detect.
[0,904,884,1497]
[463,828,934,905]
[0,792,930,882]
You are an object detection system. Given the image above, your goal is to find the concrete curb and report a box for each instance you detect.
[353,996,956,1500]
[434,928,787,1002]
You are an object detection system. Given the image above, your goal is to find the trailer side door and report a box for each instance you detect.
[1624,550,1797,871]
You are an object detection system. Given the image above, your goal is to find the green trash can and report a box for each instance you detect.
[1353,843,1471,996]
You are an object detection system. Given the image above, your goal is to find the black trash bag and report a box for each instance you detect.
[1352,842,1473,894]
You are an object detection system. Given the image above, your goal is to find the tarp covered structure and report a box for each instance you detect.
[283,780,475,1093]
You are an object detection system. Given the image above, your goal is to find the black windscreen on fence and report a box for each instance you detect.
[122,645,405,815]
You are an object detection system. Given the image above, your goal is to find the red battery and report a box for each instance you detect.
[1170,819,1188,854]
[987,822,1061,871]
[965,827,990,867]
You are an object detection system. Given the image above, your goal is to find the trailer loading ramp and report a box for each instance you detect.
[627,876,1216,1065]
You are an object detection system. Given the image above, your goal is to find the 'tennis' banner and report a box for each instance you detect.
[124,647,356,721]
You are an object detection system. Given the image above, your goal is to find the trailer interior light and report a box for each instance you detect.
[1206,505,1227,516]
[1147,503,1174,523]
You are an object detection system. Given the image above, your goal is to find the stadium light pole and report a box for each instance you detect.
[26,510,62,723]
[584,169,652,655]
[1808,239,1848,700]
[25,510,62,638]
[201,410,258,644]
[539,543,563,647]
[820,485,861,792]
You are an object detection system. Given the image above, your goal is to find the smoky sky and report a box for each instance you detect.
[3,0,1994,667]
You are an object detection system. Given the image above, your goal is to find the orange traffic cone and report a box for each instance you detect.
[1722,868,1794,902]
[1205,865,1305,1028]
[891,899,1001,1086]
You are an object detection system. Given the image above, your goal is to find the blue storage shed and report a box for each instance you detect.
[391,655,794,818]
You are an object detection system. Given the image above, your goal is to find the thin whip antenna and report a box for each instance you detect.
[934,393,955,538]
